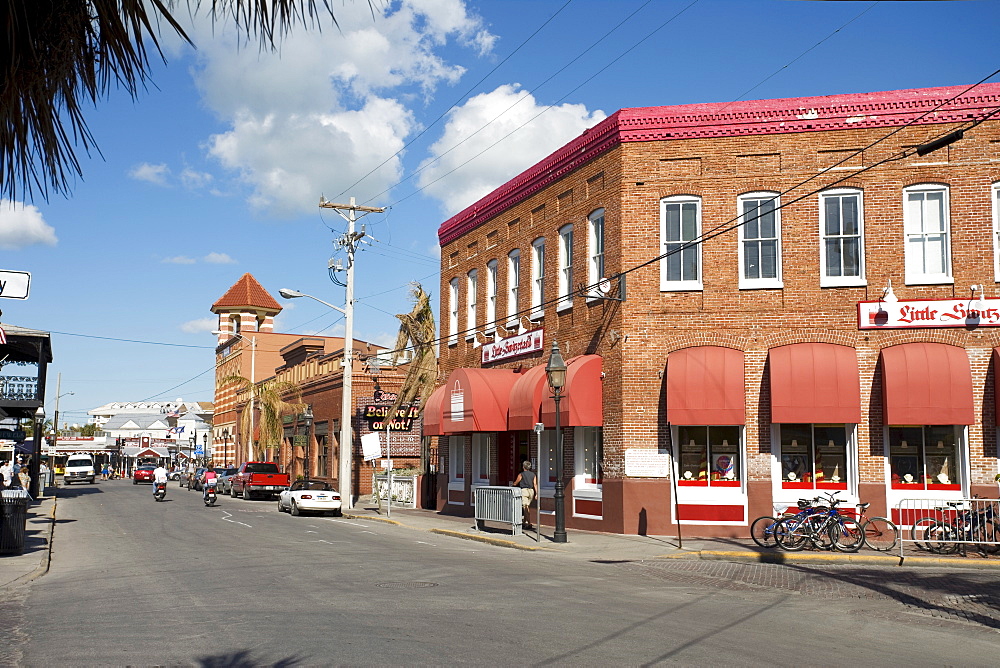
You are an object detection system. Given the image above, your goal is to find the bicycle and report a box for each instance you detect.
[750,498,820,548]
[912,499,998,556]
[774,493,864,552]
[853,502,899,552]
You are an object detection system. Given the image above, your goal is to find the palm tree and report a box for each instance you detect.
[2,1,347,201]
[384,283,437,422]
[220,374,304,461]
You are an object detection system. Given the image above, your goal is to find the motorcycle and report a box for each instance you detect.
[153,481,167,502]
[204,481,217,507]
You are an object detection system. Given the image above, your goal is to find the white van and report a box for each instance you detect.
[64,453,96,484]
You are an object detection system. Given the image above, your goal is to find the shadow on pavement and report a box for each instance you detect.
[197,650,305,667]
[54,486,103,499]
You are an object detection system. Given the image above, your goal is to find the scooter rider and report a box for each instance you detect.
[152,464,169,497]
[201,467,218,502]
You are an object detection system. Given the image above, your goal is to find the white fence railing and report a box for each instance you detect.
[372,474,417,510]
[895,497,1000,558]
[474,486,523,536]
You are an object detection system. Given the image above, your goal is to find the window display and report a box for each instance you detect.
[677,426,741,486]
[779,424,849,490]
[888,425,960,490]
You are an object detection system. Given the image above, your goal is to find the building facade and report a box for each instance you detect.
[427,84,1000,536]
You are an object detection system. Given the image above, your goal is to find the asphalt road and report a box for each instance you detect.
[5,480,999,666]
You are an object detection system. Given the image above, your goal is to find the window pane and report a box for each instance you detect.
[841,196,859,235]
[842,237,860,276]
[759,201,776,238]
[682,245,697,280]
[681,202,697,240]
[665,204,680,240]
[743,200,760,238]
[924,192,944,232]
[824,197,841,236]
[709,426,740,483]
[678,426,707,481]
[781,424,812,483]
[825,239,842,277]
[745,242,760,279]
[760,240,777,278]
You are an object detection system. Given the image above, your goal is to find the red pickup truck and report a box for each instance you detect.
[229,462,291,500]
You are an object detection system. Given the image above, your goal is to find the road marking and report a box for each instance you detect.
[220,510,252,528]
[415,541,437,547]
[305,530,318,533]
[319,518,371,527]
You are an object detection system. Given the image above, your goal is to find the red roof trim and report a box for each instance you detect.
[438,84,1000,245]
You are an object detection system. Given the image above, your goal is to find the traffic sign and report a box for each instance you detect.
[0,270,31,299]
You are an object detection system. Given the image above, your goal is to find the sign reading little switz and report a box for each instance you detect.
[481,329,544,363]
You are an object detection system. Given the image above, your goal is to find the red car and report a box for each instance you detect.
[133,465,156,484]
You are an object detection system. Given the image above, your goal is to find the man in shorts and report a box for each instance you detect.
[513,460,538,529]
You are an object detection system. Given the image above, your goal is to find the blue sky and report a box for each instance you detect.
[1,0,997,427]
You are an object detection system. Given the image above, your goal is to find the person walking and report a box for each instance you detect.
[0,460,11,489]
[512,460,538,530]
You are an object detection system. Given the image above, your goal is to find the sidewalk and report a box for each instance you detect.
[0,491,56,589]
[344,500,1000,570]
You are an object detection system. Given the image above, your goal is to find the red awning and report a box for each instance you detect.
[422,385,446,437]
[770,343,861,424]
[540,355,603,427]
[441,368,521,433]
[508,363,548,430]
[666,346,745,425]
[881,343,973,425]
[994,348,1000,423]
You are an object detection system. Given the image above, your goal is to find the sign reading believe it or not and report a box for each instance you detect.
[363,403,419,431]
[481,328,544,364]
[624,448,671,478]
[858,298,1000,330]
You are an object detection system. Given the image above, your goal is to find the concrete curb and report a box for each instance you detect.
[342,512,401,526]
[429,528,550,551]
[661,548,1000,569]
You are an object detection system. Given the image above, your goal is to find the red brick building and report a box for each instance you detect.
[211,274,420,499]
[426,84,1000,537]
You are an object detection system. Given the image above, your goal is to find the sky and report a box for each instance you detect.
[1,0,997,428]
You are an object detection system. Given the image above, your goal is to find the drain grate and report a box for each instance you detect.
[375,581,439,589]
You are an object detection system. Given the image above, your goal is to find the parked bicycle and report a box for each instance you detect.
[773,493,864,552]
[910,498,999,556]
[751,494,898,552]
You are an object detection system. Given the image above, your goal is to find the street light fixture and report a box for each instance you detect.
[214,329,257,462]
[545,341,568,543]
[279,288,354,509]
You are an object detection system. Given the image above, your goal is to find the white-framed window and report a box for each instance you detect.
[819,188,865,287]
[539,430,556,489]
[678,425,742,487]
[994,183,1000,282]
[448,277,458,345]
[588,209,605,300]
[507,249,521,329]
[887,425,963,491]
[485,260,497,333]
[904,184,952,285]
[777,424,851,492]
[558,224,574,311]
[660,195,702,291]
[531,237,545,320]
[449,435,465,483]
[466,269,478,340]
[738,192,782,289]
[472,433,491,485]
[574,427,603,489]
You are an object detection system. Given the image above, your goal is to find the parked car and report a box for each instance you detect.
[132,465,156,484]
[218,467,239,494]
[277,480,342,516]
[229,462,291,500]
[167,468,184,481]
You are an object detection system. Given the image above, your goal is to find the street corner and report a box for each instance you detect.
[342,511,402,527]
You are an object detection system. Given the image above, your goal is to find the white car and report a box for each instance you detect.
[277,480,342,517]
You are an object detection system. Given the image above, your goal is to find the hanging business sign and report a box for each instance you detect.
[481,328,544,363]
[363,404,418,431]
[858,298,1000,330]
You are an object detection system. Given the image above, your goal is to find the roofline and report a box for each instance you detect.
[437,84,1000,245]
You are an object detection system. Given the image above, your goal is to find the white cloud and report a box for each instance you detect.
[180,317,217,334]
[162,256,196,264]
[428,243,441,258]
[129,162,171,186]
[180,168,214,190]
[181,0,495,217]
[0,200,58,249]
[204,252,236,264]
[417,85,607,215]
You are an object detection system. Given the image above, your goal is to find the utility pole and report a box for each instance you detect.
[319,196,384,509]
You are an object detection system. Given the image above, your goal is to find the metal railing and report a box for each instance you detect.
[896,497,1000,559]
[473,486,523,536]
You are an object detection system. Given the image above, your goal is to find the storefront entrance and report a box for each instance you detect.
[498,432,529,486]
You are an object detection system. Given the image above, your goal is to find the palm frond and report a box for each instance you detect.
[386,283,437,422]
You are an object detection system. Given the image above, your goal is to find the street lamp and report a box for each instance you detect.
[301,404,313,481]
[30,405,45,497]
[214,330,257,462]
[546,341,568,543]
[203,432,209,465]
[279,288,354,508]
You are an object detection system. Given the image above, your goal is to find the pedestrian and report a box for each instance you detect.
[101,464,109,480]
[512,460,538,529]
[17,459,30,491]
[11,457,22,489]
[0,459,11,489]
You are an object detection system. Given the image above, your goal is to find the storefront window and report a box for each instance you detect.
[888,426,960,490]
[677,426,741,487]
[779,424,848,490]
[575,427,603,488]
[472,434,490,484]
[540,430,556,488]
[449,436,464,482]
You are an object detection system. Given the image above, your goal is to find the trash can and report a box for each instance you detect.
[0,489,30,554]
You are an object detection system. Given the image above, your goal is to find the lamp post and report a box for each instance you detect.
[30,405,44,497]
[279,288,354,508]
[301,404,313,481]
[215,330,257,462]
[545,341,568,543]
[203,432,209,466]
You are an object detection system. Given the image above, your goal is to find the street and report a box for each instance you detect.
[3,480,999,666]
